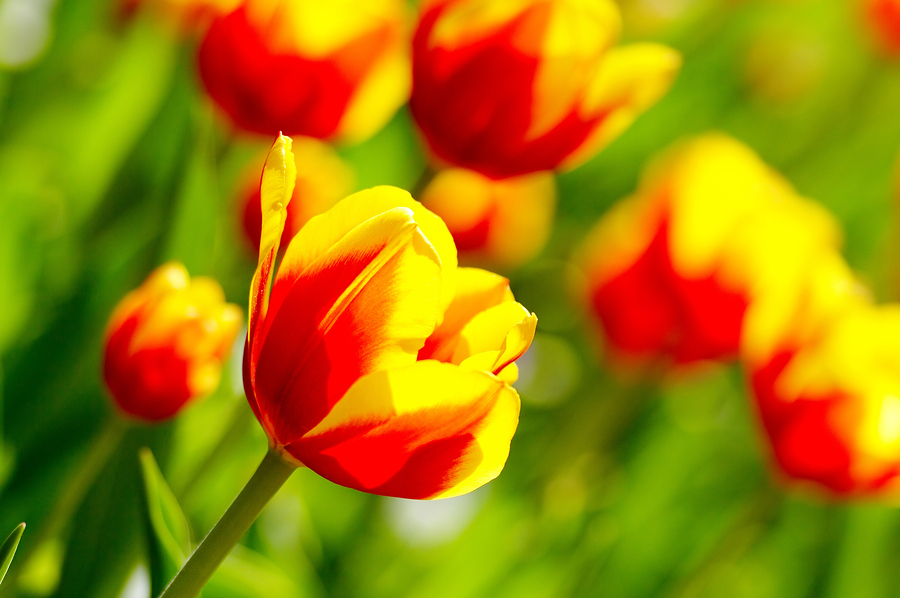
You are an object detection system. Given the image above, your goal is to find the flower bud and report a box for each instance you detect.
[197,0,411,141]
[577,134,841,367]
[750,305,900,496]
[410,0,681,179]
[238,136,354,254]
[243,135,536,499]
[420,168,556,269]
[103,263,242,422]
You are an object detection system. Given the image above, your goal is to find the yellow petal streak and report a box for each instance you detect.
[302,361,521,499]
[249,134,296,337]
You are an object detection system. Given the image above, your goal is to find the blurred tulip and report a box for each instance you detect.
[867,0,900,55]
[751,305,900,495]
[238,136,354,254]
[244,135,536,499]
[197,0,410,141]
[104,262,242,422]
[409,0,681,179]
[576,134,841,367]
[420,168,556,269]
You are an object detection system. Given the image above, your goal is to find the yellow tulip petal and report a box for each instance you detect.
[249,134,296,345]
[287,360,520,499]
[250,207,443,444]
[272,186,457,320]
[420,267,514,361]
[450,301,533,364]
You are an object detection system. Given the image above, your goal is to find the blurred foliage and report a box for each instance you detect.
[0,0,898,597]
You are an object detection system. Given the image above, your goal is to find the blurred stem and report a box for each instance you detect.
[159,449,296,598]
[411,163,438,198]
[1,413,129,592]
[176,401,253,503]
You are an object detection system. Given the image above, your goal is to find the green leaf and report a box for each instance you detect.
[0,522,25,585]
[139,447,192,597]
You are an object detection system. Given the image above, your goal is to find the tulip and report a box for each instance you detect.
[409,0,681,179]
[238,136,354,254]
[576,134,841,367]
[104,262,242,422]
[750,305,900,495]
[159,135,536,597]
[420,168,556,269]
[197,0,410,141]
[867,0,900,55]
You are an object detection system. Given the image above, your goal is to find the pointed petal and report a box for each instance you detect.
[419,267,513,361]
[252,208,443,444]
[286,361,520,499]
[269,186,457,326]
[450,301,532,364]
[248,134,296,347]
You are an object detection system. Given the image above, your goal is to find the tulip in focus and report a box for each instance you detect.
[410,0,681,179]
[239,136,354,253]
[867,0,900,55]
[243,134,536,499]
[421,168,556,269]
[104,262,242,422]
[751,305,900,495]
[577,134,842,367]
[197,0,410,141]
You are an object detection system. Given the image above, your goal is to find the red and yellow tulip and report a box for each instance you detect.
[577,134,842,367]
[198,0,411,141]
[421,168,556,269]
[243,135,536,499]
[238,136,354,254]
[103,263,241,422]
[750,305,900,496]
[410,0,681,179]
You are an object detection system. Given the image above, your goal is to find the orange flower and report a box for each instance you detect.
[576,134,842,367]
[243,135,536,499]
[197,0,410,141]
[103,263,241,422]
[421,168,556,269]
[750,305,900,496]
[410,0,680,179]
[866,0,900,55]
[238,136,354,254]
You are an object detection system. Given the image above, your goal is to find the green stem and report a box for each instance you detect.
[410,163,438,199]
[159,449,296,598]
[2,413,128,592]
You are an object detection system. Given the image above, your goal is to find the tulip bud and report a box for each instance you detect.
[576,134,841,367]
[866,0,900,55]
[104,263,242,422]
[197,0,411,141]
[243,135,536,499]
[410,0,681,179]
[238,136,354,254]
[420,168,556,269]
[750,305,900,496]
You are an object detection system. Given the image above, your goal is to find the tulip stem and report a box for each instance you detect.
[1,413,129,593]
[159,449,296,598]
[411,164,438,198]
